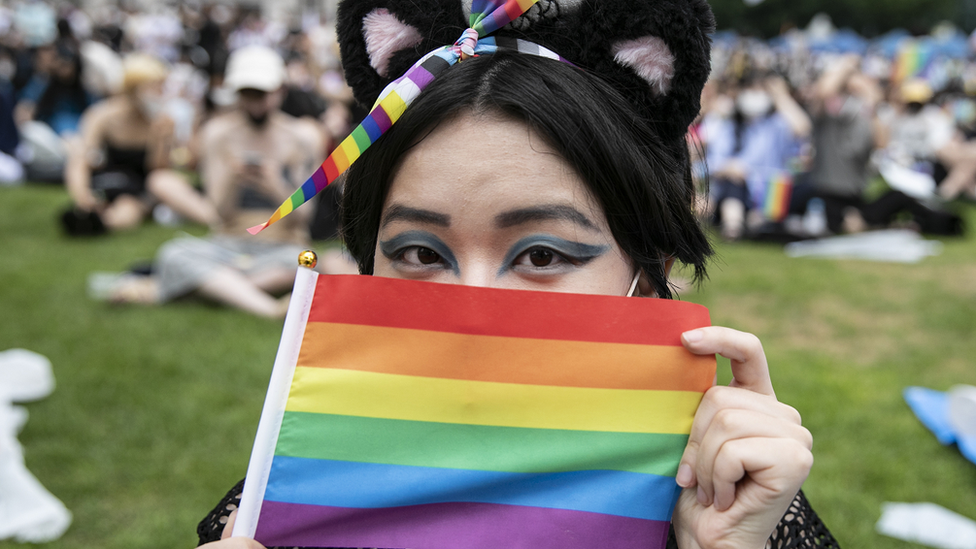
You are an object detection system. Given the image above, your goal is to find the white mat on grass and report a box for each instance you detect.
[0,349,72,543]
[877,502,976,549]
[785,229,942,263]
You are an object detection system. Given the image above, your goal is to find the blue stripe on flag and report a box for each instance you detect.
[264,456,680,521]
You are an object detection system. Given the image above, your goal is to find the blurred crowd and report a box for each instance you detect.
[694,18,976,241]
[4,2,976,315]
[0,0,360,316]
[0,0,354,234]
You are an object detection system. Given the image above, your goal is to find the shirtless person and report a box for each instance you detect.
[63,53,216,233]
[102,46,351,318]
[195,45,322,244]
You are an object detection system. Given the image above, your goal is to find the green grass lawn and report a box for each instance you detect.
[2,184,975,549]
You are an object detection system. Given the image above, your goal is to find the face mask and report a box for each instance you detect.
[137,95,164,118]
[952,99,976,128]
[737,90,772,119]
[839,96,864,119]
[828,95,863,119]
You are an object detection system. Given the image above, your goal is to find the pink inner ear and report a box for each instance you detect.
[362,8,423,78]
[612,36,675,96]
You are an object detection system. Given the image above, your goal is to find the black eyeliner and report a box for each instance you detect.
[499,235,609,275]
[379,231,460,274]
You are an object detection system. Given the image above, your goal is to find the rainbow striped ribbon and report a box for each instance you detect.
[247,0,569,235]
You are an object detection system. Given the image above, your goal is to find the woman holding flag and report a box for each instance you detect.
[198,0,836,547]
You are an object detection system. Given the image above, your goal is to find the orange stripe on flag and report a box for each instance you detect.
[298,323,713,393]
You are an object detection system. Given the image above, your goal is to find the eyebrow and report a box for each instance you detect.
[495,205,599,231]
[380,204,451,228]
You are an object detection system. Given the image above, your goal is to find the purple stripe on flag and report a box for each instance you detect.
[255,500,671,549]
[310,166,328,192]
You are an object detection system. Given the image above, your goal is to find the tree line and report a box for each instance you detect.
[711,0,973,38]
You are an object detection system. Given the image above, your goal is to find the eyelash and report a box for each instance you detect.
[511,246,574,270]
[382,235,606,277]
[394,246,451,269]
[390,245,575,274]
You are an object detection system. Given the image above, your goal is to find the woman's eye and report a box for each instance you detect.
[401,246,443,266]
[416,247,441,264]
[515,247,566,268]
[529,248,554,267]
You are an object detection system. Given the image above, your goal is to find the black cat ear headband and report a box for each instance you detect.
[249,0,714,234]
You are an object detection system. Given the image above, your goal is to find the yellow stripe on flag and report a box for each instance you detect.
[285,367,701,434]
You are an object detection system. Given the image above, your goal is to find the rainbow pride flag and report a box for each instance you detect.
[893,40,933,83]
[234,271,715,549]
[763,172,793,222]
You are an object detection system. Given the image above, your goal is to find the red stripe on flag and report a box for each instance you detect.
[306,275,710,346]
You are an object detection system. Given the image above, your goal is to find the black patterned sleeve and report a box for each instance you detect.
[765,490,841,549]
[197,479,245,545]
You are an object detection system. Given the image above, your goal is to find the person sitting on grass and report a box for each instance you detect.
[14,41,95,182]
[62,52,217,235]
[97,45,355,318]
[706,71,812,240]
[797,56,962,236]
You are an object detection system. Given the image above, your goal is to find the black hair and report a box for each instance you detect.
[34,42,87,128]
[340,53,712,299]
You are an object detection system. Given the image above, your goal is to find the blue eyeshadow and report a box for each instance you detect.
[379,231,460,274]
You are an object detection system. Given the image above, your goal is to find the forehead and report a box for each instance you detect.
[385,112,606,224]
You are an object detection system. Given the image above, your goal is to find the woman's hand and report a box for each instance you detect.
[672,327,813,549]
[196,509,267,549]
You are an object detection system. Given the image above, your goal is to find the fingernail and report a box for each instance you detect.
[676,464,692,487]
[696,486,708,506]
[683,329,703,343]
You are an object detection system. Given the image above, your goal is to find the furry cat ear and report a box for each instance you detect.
[363,8,424,78]
[338,0,465,108]
[612,36,674,96]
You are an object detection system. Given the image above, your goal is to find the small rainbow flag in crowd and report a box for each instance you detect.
[763,172,793,222]
[233,271,715,549]
[893,40,933,83]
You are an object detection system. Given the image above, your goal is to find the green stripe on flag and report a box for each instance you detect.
[274,412,687,477]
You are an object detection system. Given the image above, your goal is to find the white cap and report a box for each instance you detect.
[224,45,285,92]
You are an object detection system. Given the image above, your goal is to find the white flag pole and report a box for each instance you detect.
[233,263,319,539]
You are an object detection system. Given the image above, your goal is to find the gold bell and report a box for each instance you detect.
[298,250,318,269]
